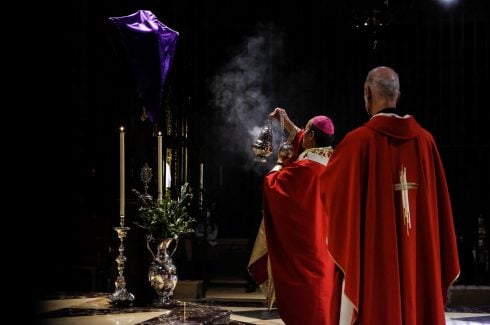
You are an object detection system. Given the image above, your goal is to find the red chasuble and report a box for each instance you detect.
[324,114,460,325]
[262,145,335,325]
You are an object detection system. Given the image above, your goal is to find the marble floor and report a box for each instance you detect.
[35,286,490,324]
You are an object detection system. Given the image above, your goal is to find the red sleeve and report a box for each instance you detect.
[287,129,305,165]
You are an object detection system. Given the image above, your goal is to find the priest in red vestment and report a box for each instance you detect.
[323,66,460,325]
[249,108,337,325]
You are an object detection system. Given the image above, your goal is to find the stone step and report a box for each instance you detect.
[448,285,490,307]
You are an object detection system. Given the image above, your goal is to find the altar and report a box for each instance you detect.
[35,293,245,325]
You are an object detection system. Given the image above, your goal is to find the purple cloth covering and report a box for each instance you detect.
[110,10,179,123]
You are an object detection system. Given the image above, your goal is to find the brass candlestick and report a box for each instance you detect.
[109,216,135,306]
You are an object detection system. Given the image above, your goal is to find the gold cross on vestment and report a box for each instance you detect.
[393,165,418,236]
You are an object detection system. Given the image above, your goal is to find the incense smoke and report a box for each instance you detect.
[209,23,286,170]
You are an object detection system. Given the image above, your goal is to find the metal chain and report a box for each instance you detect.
[279,111,285,143]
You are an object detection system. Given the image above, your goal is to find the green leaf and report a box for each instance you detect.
[132,183,196,239]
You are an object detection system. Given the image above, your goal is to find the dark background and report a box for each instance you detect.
[35,0,490,302]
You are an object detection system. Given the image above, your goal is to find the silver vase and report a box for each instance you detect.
[148,238,178,305]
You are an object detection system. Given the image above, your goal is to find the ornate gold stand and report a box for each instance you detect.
[109,216,135,306]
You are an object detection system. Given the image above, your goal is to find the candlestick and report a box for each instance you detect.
[111,126,134,306]
[119,127,125,216]
[157,132,163,201]
[109,226,135,306]
[199,163,204,189]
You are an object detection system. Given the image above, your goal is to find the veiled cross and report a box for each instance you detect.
[393,165,418,235]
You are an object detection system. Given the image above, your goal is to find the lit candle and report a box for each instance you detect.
[119,126,125,217]
[199,163,204,189]
[157,132,163,201]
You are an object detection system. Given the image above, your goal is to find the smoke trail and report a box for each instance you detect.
[209,23,286,170]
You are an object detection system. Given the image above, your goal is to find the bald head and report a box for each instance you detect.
[366,66,400,100]
[364,66,400,115]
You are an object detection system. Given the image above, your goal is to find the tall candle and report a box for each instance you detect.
[119,126,125,216]
[157,132,163,201]
[199,163,204,189]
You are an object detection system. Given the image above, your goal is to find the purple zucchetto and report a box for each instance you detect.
[312,115,335,135]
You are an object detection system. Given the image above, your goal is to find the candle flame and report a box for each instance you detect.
[120,126,125,132]
[158,131,162,136]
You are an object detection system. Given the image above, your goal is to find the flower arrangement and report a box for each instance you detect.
[132,183,196,242]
